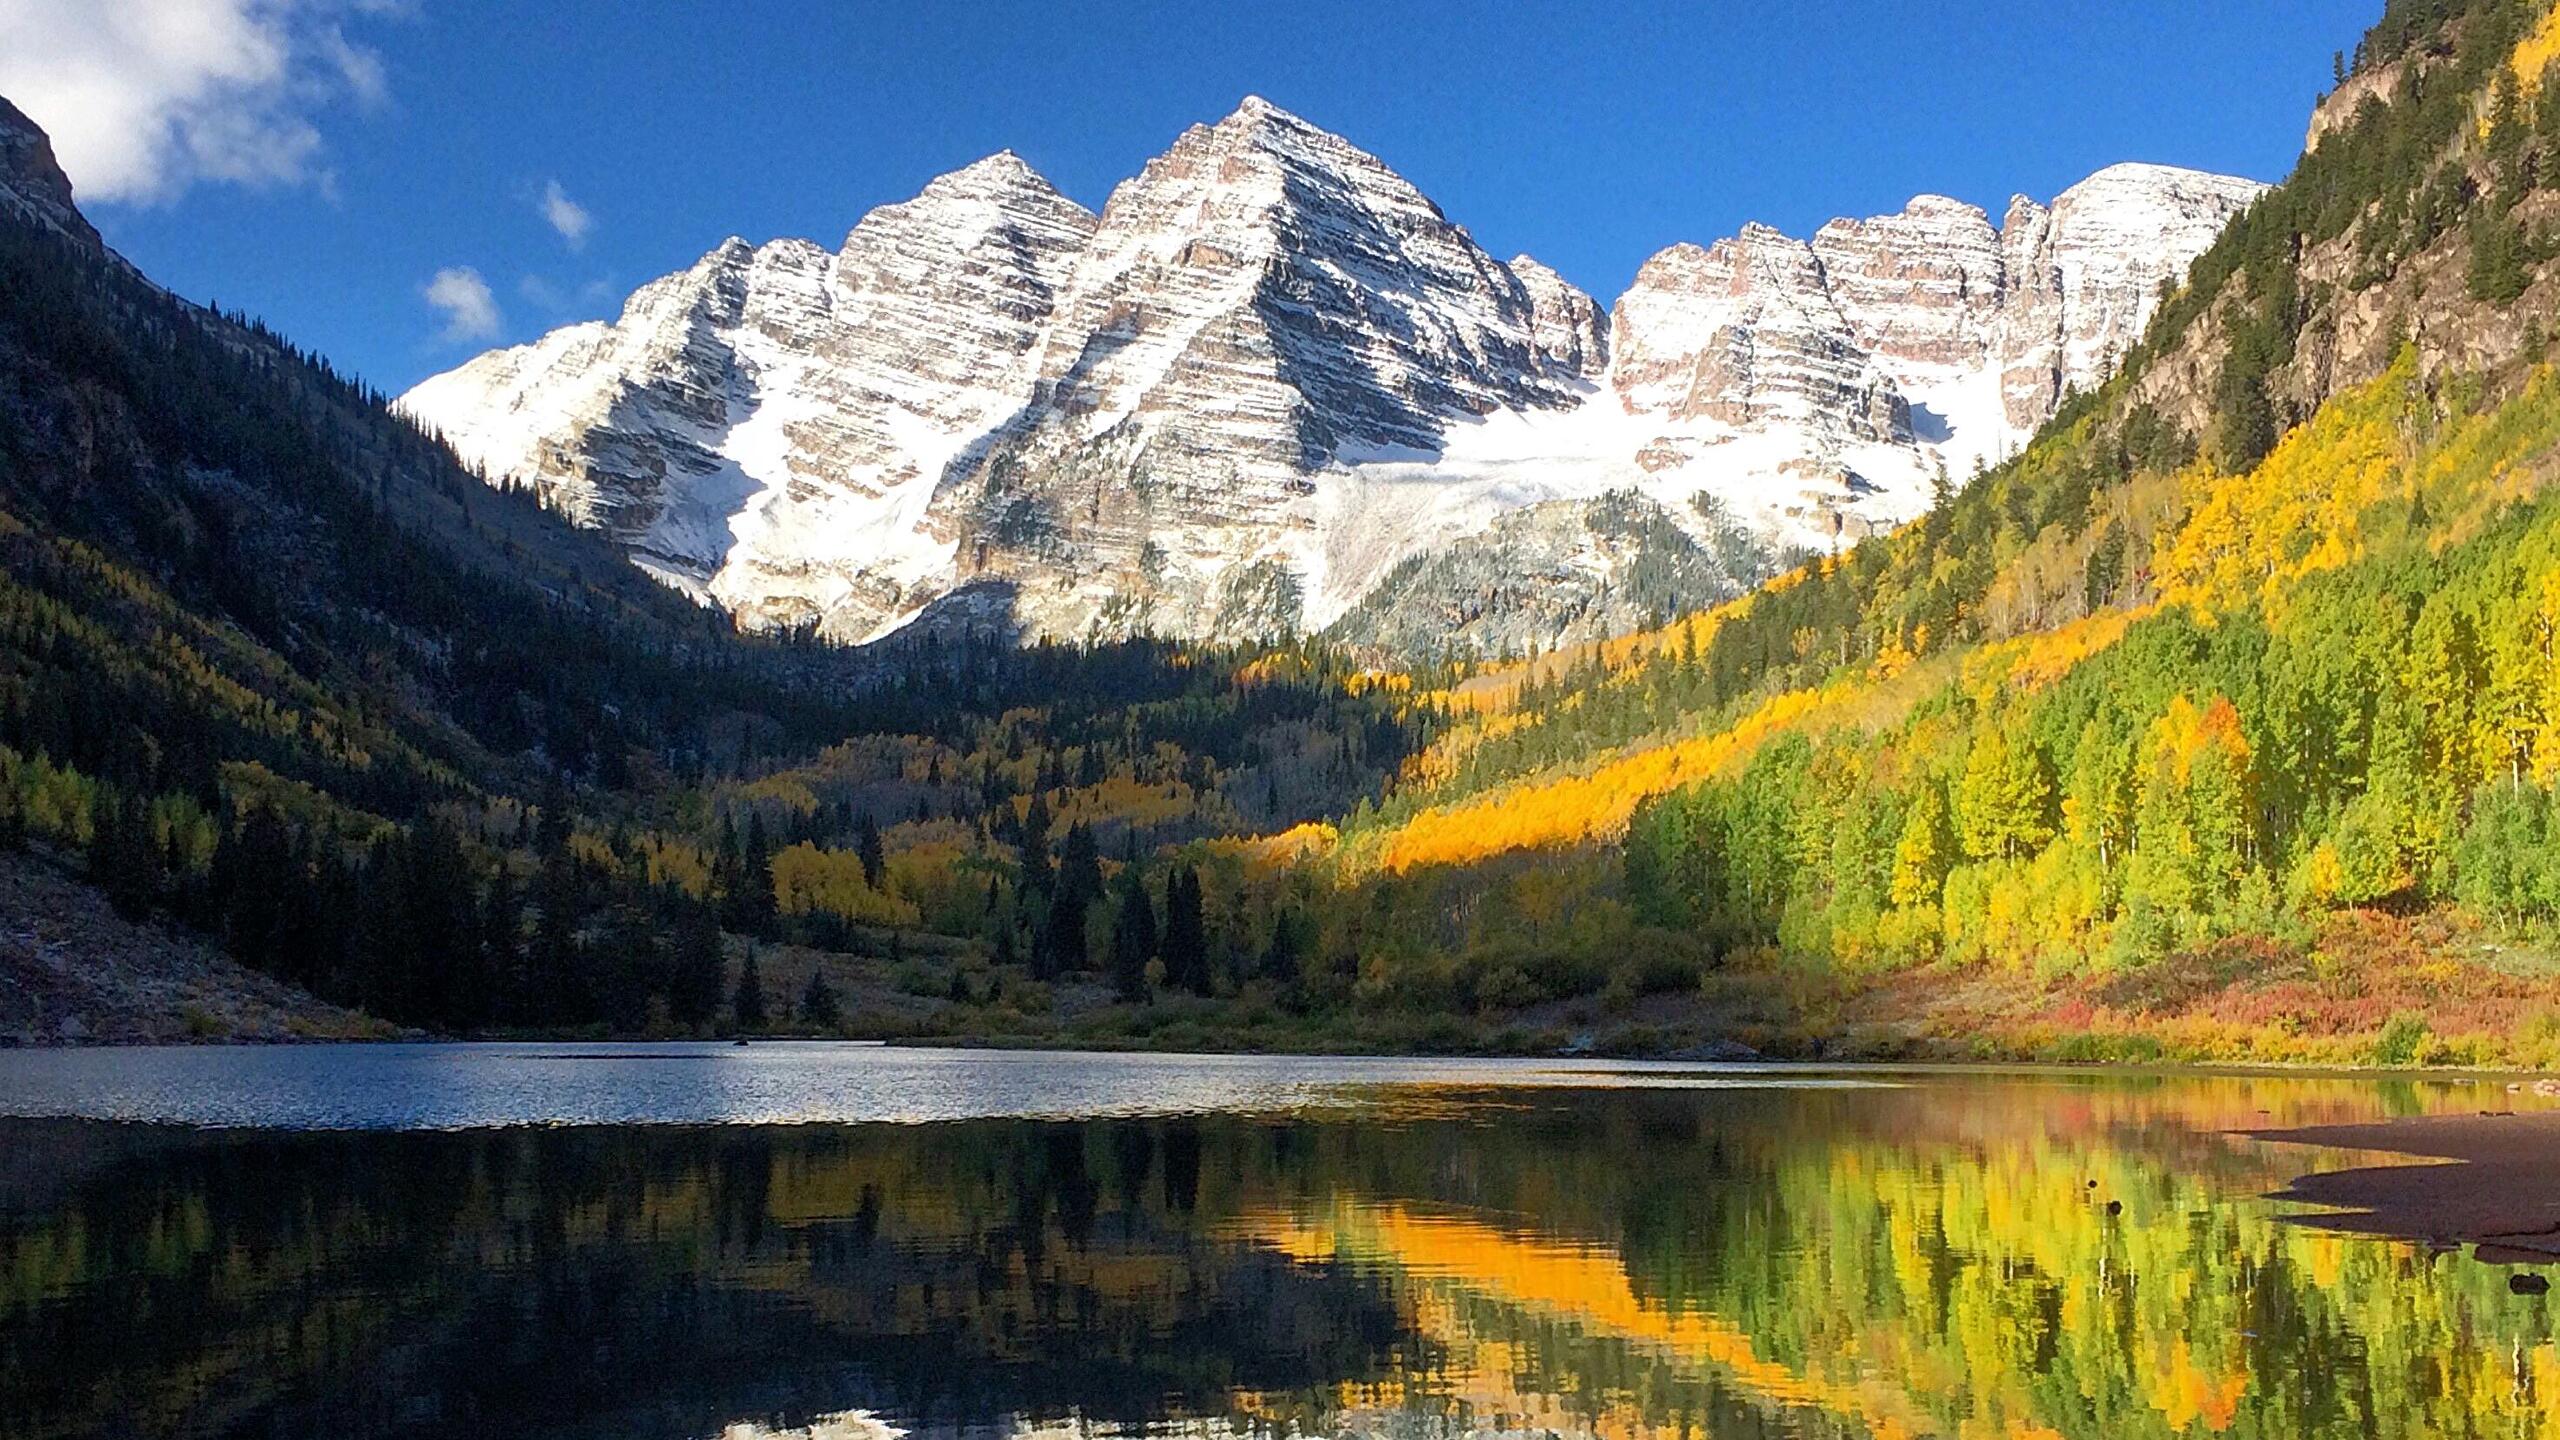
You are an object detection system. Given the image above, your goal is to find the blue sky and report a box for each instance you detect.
[7,1,2376,395]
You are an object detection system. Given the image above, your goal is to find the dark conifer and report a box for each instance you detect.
[733,944,769,1031]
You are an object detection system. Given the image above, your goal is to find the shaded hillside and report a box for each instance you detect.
[0,102,1424,1039]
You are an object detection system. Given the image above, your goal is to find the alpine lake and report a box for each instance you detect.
[0,1044,2551,1439]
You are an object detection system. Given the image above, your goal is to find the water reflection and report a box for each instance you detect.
[1,1070,2554,1439]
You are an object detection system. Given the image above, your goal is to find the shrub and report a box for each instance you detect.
[2371,1010,2430,1066]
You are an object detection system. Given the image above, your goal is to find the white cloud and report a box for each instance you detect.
[540,178,592,248]
[0,0,396,205]
[318,24,387,109]
[424,266,500,342]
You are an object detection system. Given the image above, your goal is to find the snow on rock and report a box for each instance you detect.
[925,97,1597,642]
[401,153,1096,640]
[1584,165,2268,558]
[400,99,2264,655]
[1994,162,2272,431]
[1513,254,1610,378]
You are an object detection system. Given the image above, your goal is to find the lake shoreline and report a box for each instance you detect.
[16,1026,2560,1091]
[2250,1108,2560,1265]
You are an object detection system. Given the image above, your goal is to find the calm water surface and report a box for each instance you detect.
[0,1045,2552,1439]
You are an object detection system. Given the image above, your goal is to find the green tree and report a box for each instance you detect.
[1160,866,1210,995]
[1107,868,1157,1001]
[799,967,841,1028]
[1889,782,1954,909]
[855,812,886,888]
[666,899,724,1029]
[734,944,769,1031]
[1956,727,2054,861]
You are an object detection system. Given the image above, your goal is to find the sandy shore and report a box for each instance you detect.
[2250,1109,2560,1263]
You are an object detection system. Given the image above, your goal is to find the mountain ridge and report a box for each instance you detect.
[402,100,2265,655]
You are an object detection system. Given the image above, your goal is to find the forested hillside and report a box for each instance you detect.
[1181,0,2560,1062]
[0,164,1423,1041]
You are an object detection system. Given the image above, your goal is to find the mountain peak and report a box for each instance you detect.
[406,93,2261,651]
[0,95,100,249]
[1221,94,1294,127]
[1510,254,1610,378]
[933,148,1067,200]
[1198,94,1346,155]
[2055,160,2269,213]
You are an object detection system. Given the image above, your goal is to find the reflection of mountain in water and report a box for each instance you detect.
[1,1076,2554,1440]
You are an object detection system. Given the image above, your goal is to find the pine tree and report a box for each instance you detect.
[1034,894,1084,980]
[1259,906,1304,987]
[2468,210,2532,305]
[799,967,841,1028]
[1161,865,1210,995]
[733,944,769,1031]
[529,839,586,1025]
[712,812,744,912]
[1107,869,1157,1001]
[1057,822,1103,912]
[667,899,725,1029]
[855,812,886,888]
[736,813,777,935]
[1021,791,1052,856]
[91,790,161,920]
[477,868,525,1028]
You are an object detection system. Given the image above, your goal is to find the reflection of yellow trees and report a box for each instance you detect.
[1242,1083,2560,1440]
[1249,1206,1945,1440]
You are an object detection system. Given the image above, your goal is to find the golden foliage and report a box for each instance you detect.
[1370,687,1835,873]
[637,835,713,898]
[1961,604,2157,700]
[771,841,919,926]
[2155,352,2415,624]
[1250,822,1340,864]
[2516,2,2560,95]
[1052,773,1201,830]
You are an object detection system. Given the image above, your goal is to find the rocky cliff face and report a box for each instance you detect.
[402,99,2262,654]
[925,98,1599,641]
[1998,163,2272,429]
[1513,254,1610,377]
[403,155,1097,636]
[1326,489,1771,661]
[1587,164,2267,556]
[0,96,99,249]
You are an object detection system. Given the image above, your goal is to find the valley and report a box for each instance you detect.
[8,1,2560,1070]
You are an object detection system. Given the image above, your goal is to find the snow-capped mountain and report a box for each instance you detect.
[402,99,2264,652]
[401,152,1097,631]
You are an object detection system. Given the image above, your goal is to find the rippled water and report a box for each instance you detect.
[0,1042,1880,1128]
[0,1047,2552,1440]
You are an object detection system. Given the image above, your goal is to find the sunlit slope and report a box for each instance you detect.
[1292,0,2560,997]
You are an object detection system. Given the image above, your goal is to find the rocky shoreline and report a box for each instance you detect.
[0,854,387,1046]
